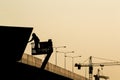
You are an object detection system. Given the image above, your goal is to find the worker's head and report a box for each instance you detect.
[32,33,36,36]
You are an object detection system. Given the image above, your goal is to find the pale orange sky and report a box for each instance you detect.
[0,0,120,80]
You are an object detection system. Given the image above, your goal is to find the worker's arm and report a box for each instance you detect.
[28,37,33,42]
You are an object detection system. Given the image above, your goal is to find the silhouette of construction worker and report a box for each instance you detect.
[28,33,40,53]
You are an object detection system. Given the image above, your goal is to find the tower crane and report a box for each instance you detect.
[75,56,120,80]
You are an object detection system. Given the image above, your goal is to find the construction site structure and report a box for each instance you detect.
[1,26,88,80]
[75,56,120,80]
[94,69,109,80]
[19,53,89,80]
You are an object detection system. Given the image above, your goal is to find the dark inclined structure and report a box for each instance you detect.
[0,25,72,80]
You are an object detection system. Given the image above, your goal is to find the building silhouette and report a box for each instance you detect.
[0,26,88,80]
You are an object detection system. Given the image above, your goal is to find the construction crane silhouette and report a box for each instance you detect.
[94,69,109,80]
[75,56,120,80]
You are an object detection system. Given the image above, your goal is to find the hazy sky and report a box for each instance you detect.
[0,0,120,80]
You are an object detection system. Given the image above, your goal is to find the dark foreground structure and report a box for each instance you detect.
[0,26,72,80]
[16,62,72,80]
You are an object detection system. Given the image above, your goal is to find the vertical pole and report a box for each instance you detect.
[89,56,93,80]
[64,53,66,69]
[54,46,66,66]
[55,48,57,66]
[72,57,74,72]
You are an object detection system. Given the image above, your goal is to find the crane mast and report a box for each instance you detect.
[89,56,93,80]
